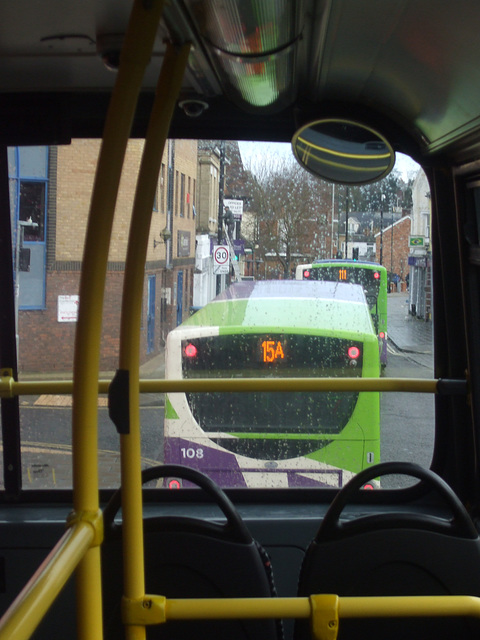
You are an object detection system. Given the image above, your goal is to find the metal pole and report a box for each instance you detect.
[166,140,174,269]
[331,184,335,258]
[216,141,225,294]
[380,194,385,265]
[391,212,394,280]
[345,186,349,259]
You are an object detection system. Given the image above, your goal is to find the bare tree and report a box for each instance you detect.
[247,157,331,278]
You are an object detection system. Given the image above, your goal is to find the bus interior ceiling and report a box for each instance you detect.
[0,0,477,162]
[2,1,480,639]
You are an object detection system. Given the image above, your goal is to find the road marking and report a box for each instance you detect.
[34,394,108,406]
[1,443,160,489]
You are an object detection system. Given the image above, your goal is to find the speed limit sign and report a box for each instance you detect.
[213,245,230,274]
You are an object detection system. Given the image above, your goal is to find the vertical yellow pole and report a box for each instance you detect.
[71,1,166,639]
[117,42,191,640]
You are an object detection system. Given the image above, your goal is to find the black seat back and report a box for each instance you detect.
[295,462,480,640]
[102,464,282,640]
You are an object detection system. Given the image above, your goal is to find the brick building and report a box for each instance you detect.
[375,215,411,289]
[16,139,197,373]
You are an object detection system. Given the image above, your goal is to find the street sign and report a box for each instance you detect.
[213,245,230,274]
[58,295,79,322]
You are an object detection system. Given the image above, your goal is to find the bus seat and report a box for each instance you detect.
[102,464,283,640]
[295,462,480,640]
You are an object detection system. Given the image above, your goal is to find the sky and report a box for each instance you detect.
[238,141,421,182]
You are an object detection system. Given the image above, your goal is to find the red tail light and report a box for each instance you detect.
[348,346,360,359]
[184,343,198,358]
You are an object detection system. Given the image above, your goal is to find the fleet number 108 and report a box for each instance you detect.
[181,447,204,459]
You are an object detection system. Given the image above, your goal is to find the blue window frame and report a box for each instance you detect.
[8,146,48,310]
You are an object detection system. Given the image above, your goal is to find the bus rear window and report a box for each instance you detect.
[305,266,381,299]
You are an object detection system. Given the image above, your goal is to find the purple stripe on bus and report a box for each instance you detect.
[164,437,247,487]
[165,438,346,488]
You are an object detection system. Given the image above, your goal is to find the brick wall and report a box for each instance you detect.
[375,216,411,282]
[19,270,124,373]
[18,139,197,373]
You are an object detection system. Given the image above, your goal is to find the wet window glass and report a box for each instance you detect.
[4,141,431,491]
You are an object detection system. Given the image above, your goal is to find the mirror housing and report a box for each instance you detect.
[292,118,395,185]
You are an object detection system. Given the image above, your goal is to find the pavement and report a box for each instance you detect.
[386,292,432,356]
[385,292,433,372]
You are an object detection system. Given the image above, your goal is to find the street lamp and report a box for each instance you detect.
[331,183,335,258]
[345,185,350,259]
[160,226,172,243]
[379,194,385,265]
[153,226,172,249]
[391,210,394,281]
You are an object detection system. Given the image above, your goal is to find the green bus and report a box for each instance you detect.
[297,260,388,366]
[164,279,380,489]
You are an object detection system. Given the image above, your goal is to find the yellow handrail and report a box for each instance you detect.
[166,593,480,620]
[119,593,480,640]
[69,0,167,637]
[116,40,191,640]
[0,375,464,398]
[0,519,97,640]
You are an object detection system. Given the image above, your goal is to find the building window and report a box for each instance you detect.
[9,146,49,310]
[180,173,185,217]
[20,181,46,241]
[175,170,179,216]
[160,163,165,213]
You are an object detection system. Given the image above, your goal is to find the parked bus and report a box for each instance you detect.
[296,260,388,365]
[2,2,480,640]
[164,280,380,489]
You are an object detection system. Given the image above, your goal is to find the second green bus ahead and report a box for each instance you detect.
[296,260,388,366]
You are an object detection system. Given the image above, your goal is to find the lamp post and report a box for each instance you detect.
[391,211,394,281]
[345,185,349,259]
[379,194,385,265]
[331,183,335,258]
[159,226,172,346]
[217,141,226,294]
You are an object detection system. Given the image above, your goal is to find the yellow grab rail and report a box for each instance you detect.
[115,40,191,640]
[69,0,168,637]
[0,375,467,398]
[120,593,480,640]
[0,518,99,640]
[126,593,480,621]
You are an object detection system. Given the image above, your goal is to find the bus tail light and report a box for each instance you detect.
[184,343,198,358]
[348,346,360,360]
[167,478,182,489]
[379,331,385,339]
